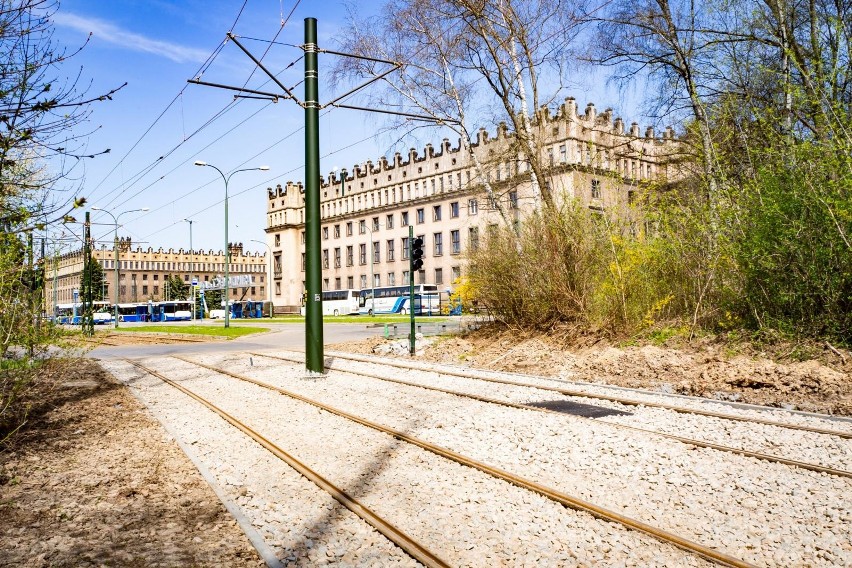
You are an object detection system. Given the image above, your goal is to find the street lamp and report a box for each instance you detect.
[91,206,149,328]
[249,239,272,302]
[183,218,195,321]
[194,161,269,328]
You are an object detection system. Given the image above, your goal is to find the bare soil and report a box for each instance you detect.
[0,359,262,567]
[79,331,217,347]
[333,325,852,415]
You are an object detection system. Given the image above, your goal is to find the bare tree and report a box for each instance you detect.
[333,0,586,220]
[0,0,124,232]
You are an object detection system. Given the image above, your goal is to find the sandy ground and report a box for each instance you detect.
[1,326,850,566]
[0,359,262,567]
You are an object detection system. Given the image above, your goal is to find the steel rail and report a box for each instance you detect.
[124,359,451,568]
[175,355,756,568]
[321,351,852,440]
[249,352,852,480]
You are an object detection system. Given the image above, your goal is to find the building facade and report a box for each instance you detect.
[44,240,268,308]
[266,97,677,311]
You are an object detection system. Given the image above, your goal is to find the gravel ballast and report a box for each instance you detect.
[217,350,851,567]
[103,357,717,567]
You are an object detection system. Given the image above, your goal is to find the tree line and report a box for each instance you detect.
[336,0,851,344]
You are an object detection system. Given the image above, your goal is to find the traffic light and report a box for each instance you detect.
[411,237,424,271]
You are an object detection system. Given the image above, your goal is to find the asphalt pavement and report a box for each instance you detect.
[86,322,385,360]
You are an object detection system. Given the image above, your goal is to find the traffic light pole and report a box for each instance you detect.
[304,17,324,373]
[408,225,415,355]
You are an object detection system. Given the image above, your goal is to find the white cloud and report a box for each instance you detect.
[53,12,209,64]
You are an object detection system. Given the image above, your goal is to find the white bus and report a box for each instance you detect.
[300,289,361,316]
[359,284,440,315]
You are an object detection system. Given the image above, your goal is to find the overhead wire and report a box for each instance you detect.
[93,0,303,219]
[85,0,252,202]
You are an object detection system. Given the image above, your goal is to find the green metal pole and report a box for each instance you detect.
[304,17,324,373]
[225,178,230,329]
[409,225,416,355]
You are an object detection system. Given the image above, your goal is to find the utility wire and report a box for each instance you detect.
[86,0,252,201]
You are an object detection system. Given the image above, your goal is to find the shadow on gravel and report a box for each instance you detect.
[525,399,632,418]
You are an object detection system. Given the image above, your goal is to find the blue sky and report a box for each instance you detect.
[49,0,647,255]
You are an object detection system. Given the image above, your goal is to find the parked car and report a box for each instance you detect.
[209,309,226,319]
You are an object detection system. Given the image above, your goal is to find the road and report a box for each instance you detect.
[86,322,384,360]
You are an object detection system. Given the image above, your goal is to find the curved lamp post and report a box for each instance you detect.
[194,161,269,328]
[91,206,149,328]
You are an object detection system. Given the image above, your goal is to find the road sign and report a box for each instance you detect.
[192,277,198,286]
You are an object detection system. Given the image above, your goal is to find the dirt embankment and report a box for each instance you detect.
[0,360,262,567]
[334,326,852,415]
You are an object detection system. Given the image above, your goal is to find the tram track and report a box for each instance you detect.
[246,351,852,480]
[322,351,852,439]
[124,358,451,568]
[169,354,755,568]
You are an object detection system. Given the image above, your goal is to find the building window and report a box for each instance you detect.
[450,201,459,218]
[334,248,341,268]
[153,274,159,281]
[401,211,409,226]
[402,237,410,260]
[372,241,380,263]
[469,227,479,250]
[416,208,425,224]
[468,199,478,215]
[301,253,305,272]
[153,285,159,296]
[388,272,395,285]
[385,214,394,229]
[403,270,410,285]
[433,232,443,256]
[560,144,567,162]
[323,278,329,291]
[360,274,367,288]
[274,234,281,247]
[433,205,442,221]
[372,217,380,232]
[346,222,353,236]
[509,190,518,209]
[322,227,329,240]
[335,277,341,290]
[301,231,305,244]
[451,230,460,254]
[346,246,354,266]
[435,268,443,285]
[591,179,601,199]
[276,282,281,295]
[359,243,367,265]
[334,224,340,238]
[142,285,149,295]
[347,276,354,289]
[373,273,381,287]
[322,249,329,269]
[359,219,366,234]
[387,239,395,261]
[451,266,461,282]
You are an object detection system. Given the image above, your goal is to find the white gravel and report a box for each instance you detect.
[103,356,714,567]
[325,351,852,472]
[218,349,852,567]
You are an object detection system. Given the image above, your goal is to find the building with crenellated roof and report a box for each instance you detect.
[266,97,679,312]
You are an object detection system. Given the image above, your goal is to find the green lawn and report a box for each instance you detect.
[113,325,268,339]
[245,314,450,324]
